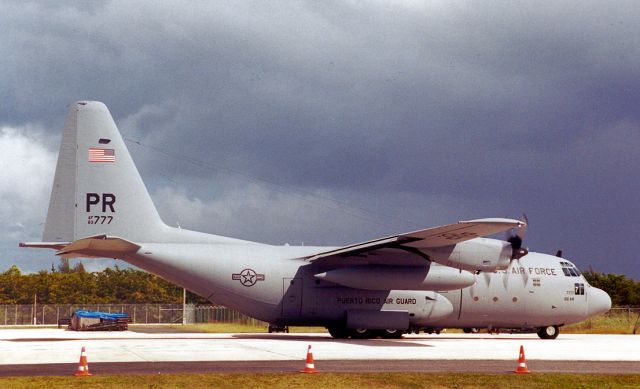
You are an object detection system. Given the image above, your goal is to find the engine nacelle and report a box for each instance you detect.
[423,238,511,272]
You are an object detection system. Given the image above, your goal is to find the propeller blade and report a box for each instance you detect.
[518,213,528,239]
[507,214,528,260]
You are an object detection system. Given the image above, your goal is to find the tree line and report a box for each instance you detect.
[0,263,207,305]
[582,270,640,306]
[0,263,638,306]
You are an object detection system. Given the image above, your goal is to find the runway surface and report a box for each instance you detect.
[0,329,638,376]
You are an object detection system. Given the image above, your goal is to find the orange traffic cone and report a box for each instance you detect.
[300,345,318,374]
[513,345,530,374]
[74,346,92,376]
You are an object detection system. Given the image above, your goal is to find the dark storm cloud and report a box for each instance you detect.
[1,1,639,277]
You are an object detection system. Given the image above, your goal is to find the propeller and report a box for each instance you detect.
[503,214,529,288]
[507,213,529,260]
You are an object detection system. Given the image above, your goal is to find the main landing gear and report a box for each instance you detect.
[537,325,559,339]
[268,324,289,333]
[326,326,404,339]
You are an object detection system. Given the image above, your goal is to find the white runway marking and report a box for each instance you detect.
[0,329,637,365]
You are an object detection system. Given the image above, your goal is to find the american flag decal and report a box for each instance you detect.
[88,148,115,162]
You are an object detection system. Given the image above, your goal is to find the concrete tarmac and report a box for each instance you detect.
[0,329,638,376]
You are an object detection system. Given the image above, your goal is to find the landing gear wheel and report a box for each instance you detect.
[537,325,559,339]
[327,326,349,339]
[350,328,374,339]
[463,328,479,334]
[378,329,404,339]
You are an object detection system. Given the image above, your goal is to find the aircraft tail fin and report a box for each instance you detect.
[42,101,167,243]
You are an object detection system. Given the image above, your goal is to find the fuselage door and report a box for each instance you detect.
[282,278,302,319]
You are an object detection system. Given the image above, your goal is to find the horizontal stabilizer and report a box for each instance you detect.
[56,234,141,259]
[19,242,69,250]
[21,234,141,259]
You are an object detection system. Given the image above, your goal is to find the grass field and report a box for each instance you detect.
[1,373,640,389]
[563,311,639,334]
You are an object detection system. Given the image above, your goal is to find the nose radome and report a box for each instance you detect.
[588,287,612,316]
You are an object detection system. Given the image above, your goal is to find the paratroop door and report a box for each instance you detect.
[282,278,302,319]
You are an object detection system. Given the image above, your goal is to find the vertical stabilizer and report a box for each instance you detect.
[43,101,166,243]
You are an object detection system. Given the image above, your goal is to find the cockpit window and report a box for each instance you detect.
[560,261,581,277]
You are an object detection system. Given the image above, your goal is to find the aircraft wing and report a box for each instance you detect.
[305,218,523,263]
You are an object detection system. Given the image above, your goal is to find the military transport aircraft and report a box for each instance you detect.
[21,101,611,339]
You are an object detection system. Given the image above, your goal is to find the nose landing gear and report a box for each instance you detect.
[537,325,559,339]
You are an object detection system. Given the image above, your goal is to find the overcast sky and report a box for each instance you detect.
[1,1,639,278]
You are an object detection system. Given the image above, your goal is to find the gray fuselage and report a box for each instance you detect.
[124,234,608,331]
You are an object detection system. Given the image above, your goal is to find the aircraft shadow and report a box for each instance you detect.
[231,334,432,347]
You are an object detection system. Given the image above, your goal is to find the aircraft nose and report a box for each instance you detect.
[588,287,612,316]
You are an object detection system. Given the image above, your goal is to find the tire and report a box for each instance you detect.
[378,329,404,339]
[537,325,559,339]
[327,326,349,339]
[350,328,374,339]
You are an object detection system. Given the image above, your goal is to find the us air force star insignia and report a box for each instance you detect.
[232,269,266,287]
